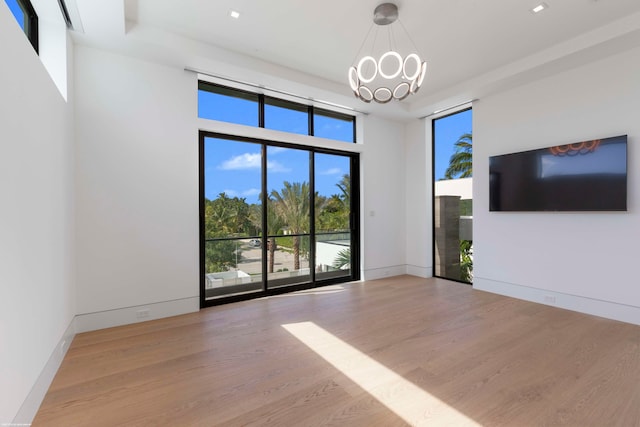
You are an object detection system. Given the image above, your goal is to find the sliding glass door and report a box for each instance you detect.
[201,137,264,300]
[200,132,359,306]
[266,146,311,288]
[314,153,353,281]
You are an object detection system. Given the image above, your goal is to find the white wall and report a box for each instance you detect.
[474,46,640,324]
[0,5,75,423]
[405,119,431,278]
[72,44,411,321]
[360,115,407,279]
[33,0,69,100]
[72,46,413,327]
[74,46,200,330]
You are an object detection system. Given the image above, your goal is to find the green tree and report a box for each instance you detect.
[205,193,255,238]
[336,174,350,205]
[335,173,350,229]
[204,193,255,273]
[332,248,351,270]
[317,195,344,231]
[444,133,472,179]
[249,199,284,274]
[204,240,237,274]
[460,240,473,282]
[317,174,350,232]
[270,182,310,271]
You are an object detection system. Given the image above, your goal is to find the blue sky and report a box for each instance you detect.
[5,0,25,29]
[204,137,350,202]
[198,89,354,143]
[200,89,354,203]
[200,89,471,202]
[433,109,473,180]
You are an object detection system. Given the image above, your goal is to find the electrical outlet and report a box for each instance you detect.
[136,309,150,319]
[543,295,556,304]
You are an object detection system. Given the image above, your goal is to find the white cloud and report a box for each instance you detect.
[219,152,290,173]
[220,189,260,199]
[242,188,261,197]
[222,189,238,197]
[267,160,291,173]
[220,153,261,170]
[321,167,342,175]
[269,146,287,154]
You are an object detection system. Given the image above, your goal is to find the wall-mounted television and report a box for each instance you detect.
[489,135,627,212]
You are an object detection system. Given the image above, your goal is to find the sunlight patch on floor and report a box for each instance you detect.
[270,285,346,298]
[282,321,480,426]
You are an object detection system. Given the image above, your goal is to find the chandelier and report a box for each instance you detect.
[348,3,427,104]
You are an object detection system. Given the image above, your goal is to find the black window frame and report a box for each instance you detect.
[313,107,357,143]
[198,81,260,127]
[199,131,361,308]
[198,81,357,143]
[264,96,311,135]
[6,0,39,53]
[431,106,473,285]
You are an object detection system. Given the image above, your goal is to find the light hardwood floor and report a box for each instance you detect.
[34,276,640,426]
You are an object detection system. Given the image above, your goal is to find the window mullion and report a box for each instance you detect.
[258,94,265,128]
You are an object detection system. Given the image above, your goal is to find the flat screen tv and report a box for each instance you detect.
[489,135,627,211]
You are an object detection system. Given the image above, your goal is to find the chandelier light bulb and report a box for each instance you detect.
[378,51,403,79]
[357,56,378,83]
[348,67,359,92]
[402,53,421,81]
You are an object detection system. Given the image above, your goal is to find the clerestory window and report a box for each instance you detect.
[4,0,38,53]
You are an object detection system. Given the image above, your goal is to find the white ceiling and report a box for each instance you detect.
[72,0,640,119]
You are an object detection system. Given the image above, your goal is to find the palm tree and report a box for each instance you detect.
[332,248,351,270]
[270,182,310,271]
[249,201,283,274]
[444,133,472,179]
[336,174,351,229]
[336,174,350,206]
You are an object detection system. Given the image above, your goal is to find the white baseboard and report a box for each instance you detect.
[12,297,200,424]
[76,297,200,333]
[406,265,432,278]
[12,318,76,425]
[362,265,407,281]
[474,277,640,326]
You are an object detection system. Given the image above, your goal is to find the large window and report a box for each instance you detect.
[200,132,359,306]
[198,81,356,143]
[432,108,473,284]
[4,0,38,53]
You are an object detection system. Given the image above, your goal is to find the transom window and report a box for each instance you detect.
[198,81,356,143]
[4,0,38,53]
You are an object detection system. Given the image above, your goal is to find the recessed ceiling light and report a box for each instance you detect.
[229,10,240,19]
[531,3,548,13]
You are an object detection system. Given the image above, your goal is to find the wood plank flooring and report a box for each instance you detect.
[34,276,640,426]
